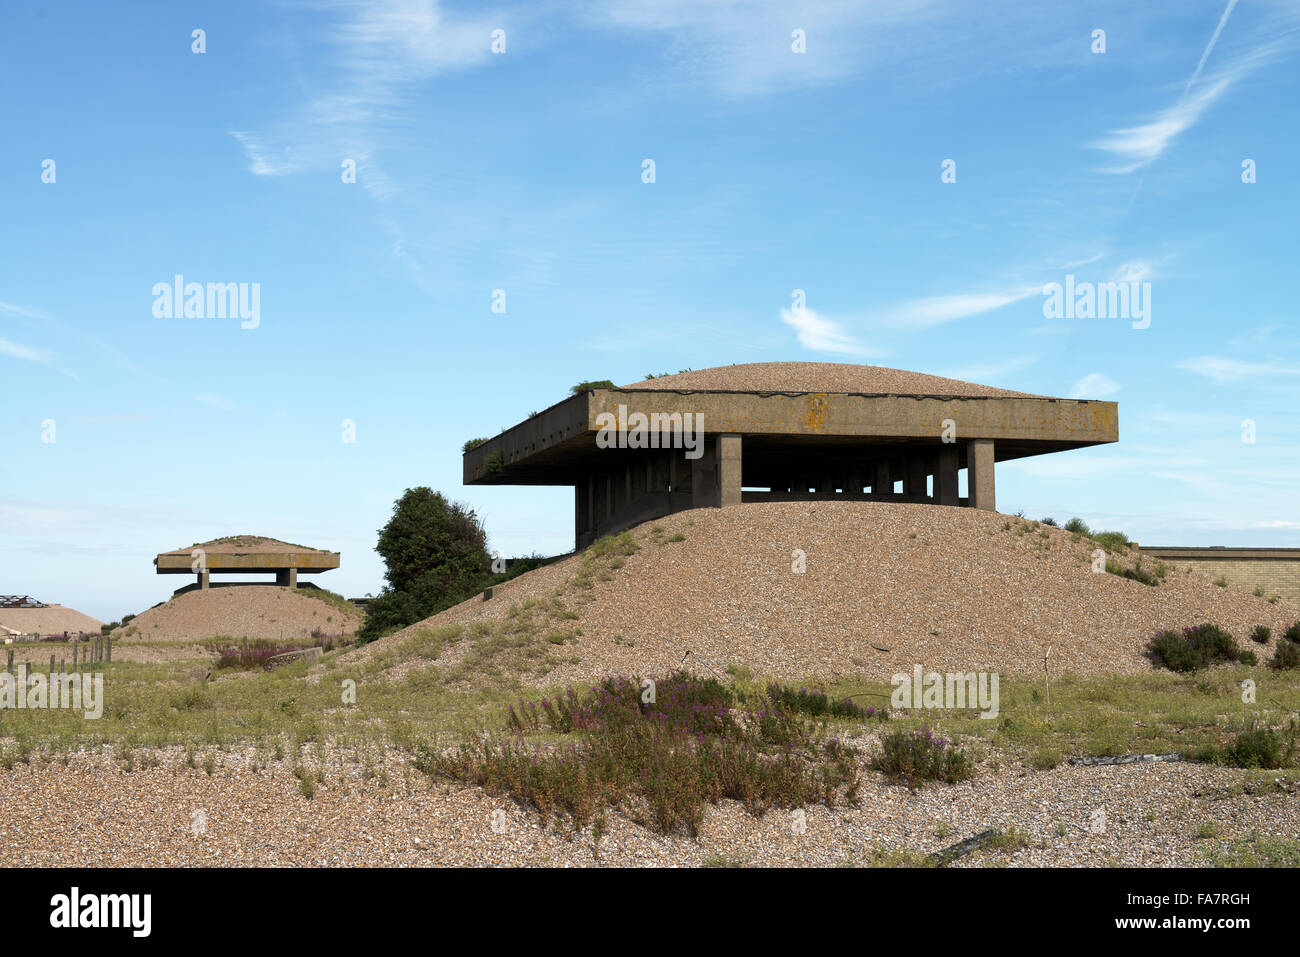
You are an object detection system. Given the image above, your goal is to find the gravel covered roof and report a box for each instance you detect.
[622,362,1045,398]
[159,536,332,556]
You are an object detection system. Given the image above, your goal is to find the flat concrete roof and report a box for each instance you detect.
[155,536,340,575]
[463,364,1119,486]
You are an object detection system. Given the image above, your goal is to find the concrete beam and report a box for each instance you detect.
[968,439,996,511]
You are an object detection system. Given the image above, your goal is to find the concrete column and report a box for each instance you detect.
[276,568,298,588]
[575,483,591,546]
[718,433,742,507]
[968,439,996,511]
[873,461,893,496]
[197,569,210,590]
[691,438,719,509]
[936,446,959,506]
[905,456,927,500]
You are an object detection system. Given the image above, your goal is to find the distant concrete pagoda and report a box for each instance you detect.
[462,362,1119,550]
[154,535,340,590]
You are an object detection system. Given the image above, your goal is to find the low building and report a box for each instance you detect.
[154,536,340,590]
[1137,546,1300,604]
[463,362,1120,549]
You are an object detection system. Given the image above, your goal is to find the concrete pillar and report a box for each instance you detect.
[197,569,210,590]
[968,439,996,511]
[276,568,298,588]
[905,456,927,500]
[691,438,718,509]
[873,461,893,496]
[718,433,742,507]
[936,446,959,506]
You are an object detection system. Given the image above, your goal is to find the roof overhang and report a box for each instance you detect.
[464,388,1119,486]
[154,551,341,574]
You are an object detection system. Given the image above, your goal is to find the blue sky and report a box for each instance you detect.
[2,0,1298,622]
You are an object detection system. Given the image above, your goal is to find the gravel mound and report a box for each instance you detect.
[0,605,103,636]
[158,535,333,556]
[358,502,1298,683]
[117,584,361,642]
[622,362,1044,397]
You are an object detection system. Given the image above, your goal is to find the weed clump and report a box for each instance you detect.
[1144,624,1250,673]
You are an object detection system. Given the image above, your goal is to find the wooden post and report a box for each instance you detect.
[73,643,78,671]
[106,636,112,664]
[5,648,12,675]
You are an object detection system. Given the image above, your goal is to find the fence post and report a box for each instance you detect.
[73,643,78,671]
[5,648,12,675]
[106,636,112,664]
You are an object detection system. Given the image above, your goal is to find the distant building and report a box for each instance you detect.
[463,362,1120,549]
[154,536,340,590]
[0,595,103,637]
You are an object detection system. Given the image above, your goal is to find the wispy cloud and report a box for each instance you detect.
[1092,76,1232,174]
[1069,372,1121,398]
[779,307,873,356]
[1177,356,1300,384]
[0,300,53,321]
[0,336,54,364]
[193,393,236,410]
[886,286,1039,330]
[229,131,298,177]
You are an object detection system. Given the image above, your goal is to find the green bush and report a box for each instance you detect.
[1284,621,1300,644]
[462,437,489,453]
[1250,625,1272,644]
[1145,624,1248,673]
[1270,640,1300,671]
[1222,722,1295,770]
[1063,517,1090,535]
[570,379,617,394]
[357,488,493,644]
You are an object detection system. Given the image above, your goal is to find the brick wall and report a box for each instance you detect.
[1138,548,1300,603]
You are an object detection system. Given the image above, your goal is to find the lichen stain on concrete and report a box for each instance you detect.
[804,394,831,432]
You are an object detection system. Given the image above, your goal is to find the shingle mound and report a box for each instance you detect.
[114,584,361,642]
[0,604,103,637]
[159,536,333,556]
[623,362,1044,398]
[356,502,1297,684]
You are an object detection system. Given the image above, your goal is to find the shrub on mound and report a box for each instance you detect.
[1284,621,1300,644]
[1251,625,1272,644]
[1145,624,1250,672]
[1221,722,1297,769]
[871,726,972,788]
[1271,640,1300,671]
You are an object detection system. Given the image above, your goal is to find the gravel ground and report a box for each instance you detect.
[113,585,361,643]
[2,744,1293,867]
[355,502,1299,685]
[622,362,1045,397]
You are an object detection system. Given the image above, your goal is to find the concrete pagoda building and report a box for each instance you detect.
[463,362,1119,549]
[154,535,340,590]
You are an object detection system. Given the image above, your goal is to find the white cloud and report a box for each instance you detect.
[0,336,54,364]
[229,131,298,177]
[1092,76,1232,174]
[193,393,236,410]
[887,286,1039,329]
[779,307,872,356]
[0,300,52,321]
[1068,373,1121,398]
[1176,356,1300,384]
